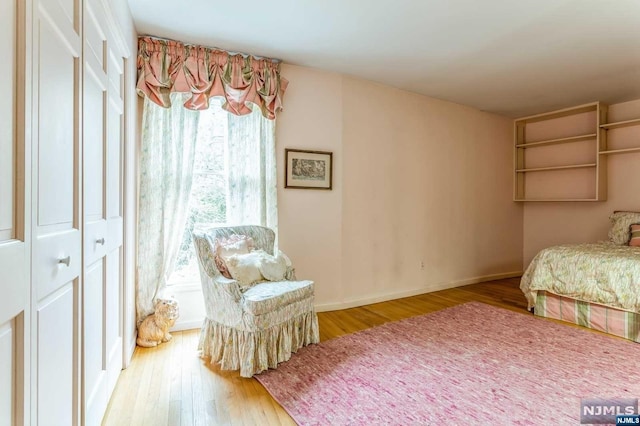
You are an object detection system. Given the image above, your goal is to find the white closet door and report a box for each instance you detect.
[0,322,16,426]
[82,1,108,424]
[0,0,27,423]
[104,41,125,399]
[32,0,82,424]
[82,0,124,424]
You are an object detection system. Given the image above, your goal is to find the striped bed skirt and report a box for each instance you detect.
[535,291,640,343]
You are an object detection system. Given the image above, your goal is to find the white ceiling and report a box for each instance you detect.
[127,0,640,117]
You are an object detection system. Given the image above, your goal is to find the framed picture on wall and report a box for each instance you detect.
[285,149,333,190]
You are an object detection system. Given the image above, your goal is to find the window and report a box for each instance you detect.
[167,99,277,286]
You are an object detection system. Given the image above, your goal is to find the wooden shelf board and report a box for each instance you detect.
[516,133,597,148]
[599,146,640,155]
[600,118,640,130]
[515,163,597,173]
[515,102,599,124]
[514,198,600,202]
[513,102,606,203]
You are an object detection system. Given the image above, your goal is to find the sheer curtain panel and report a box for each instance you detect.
[136,94,200,322]
[227,109,278,230]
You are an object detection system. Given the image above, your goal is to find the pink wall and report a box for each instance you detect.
[276,65,344,306]
[523,99,640,266]
[277,65,523,310]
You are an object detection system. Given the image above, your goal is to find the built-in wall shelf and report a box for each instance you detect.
[514,102,604,202]
[515,133,597,148]
[515,163,597,173]
[600,118,640,129]
[513,198,600,202]
[598,116,640,157]
[515,102,640,201]
[599,146,640,155]
[516,103,599,123]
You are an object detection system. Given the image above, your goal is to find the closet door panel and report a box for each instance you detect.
[0,321,14,426]
[0,0,15,242]
[0,0,26,321]
[83,2,122,424]
[0,243,26,325]
[34,230,81,299]
[105,248,122,394]
[37,283,76,426]
[83,260,107,425]
[33,1,82,425]
[36,14,77,227]
[83,66,105,222]
[106,51,124,254]
[106,63,124,255]
[1,0,28,424]
[105,51,124,392]
[33,0,81,289]
[33,31,80,301]
[83,0,107,263]
[83,61,107,264]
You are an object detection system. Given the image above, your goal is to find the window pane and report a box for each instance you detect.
[170,100,228,284]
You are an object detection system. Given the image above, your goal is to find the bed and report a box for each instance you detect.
[520,211,640,343]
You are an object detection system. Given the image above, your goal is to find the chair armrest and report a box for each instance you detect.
[213,276,243,302]
[200,275,245,326]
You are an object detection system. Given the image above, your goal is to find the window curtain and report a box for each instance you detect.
[226,109,278,230]
[136,36,288,120]
[136,93,200,322]
[135,37,285,325]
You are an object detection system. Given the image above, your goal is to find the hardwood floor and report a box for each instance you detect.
[102,277,528,426]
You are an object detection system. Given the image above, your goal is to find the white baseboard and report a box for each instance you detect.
[170,319,204,332]
[314,271,523,312]
[123,335,137,369]
[164,271,523,327]
[166,283,206,332]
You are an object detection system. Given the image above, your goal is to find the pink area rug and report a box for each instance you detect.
[255,302,640,425]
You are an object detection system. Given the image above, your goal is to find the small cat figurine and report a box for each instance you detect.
[136,298,179,348]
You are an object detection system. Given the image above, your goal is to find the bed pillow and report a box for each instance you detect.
[630,224,640,247]
[213,235,255,278]
[608,211,640,245]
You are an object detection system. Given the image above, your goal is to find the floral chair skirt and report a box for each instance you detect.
[198,296,320,377]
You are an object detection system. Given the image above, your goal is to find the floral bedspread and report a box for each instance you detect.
[520,242,640,312]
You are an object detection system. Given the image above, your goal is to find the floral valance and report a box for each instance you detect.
[136,37,288,120]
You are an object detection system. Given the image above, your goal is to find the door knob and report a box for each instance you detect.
[58,256,71,267]
[96,238,105,245]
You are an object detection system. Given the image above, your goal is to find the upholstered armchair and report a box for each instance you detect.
[193,225,320,377]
